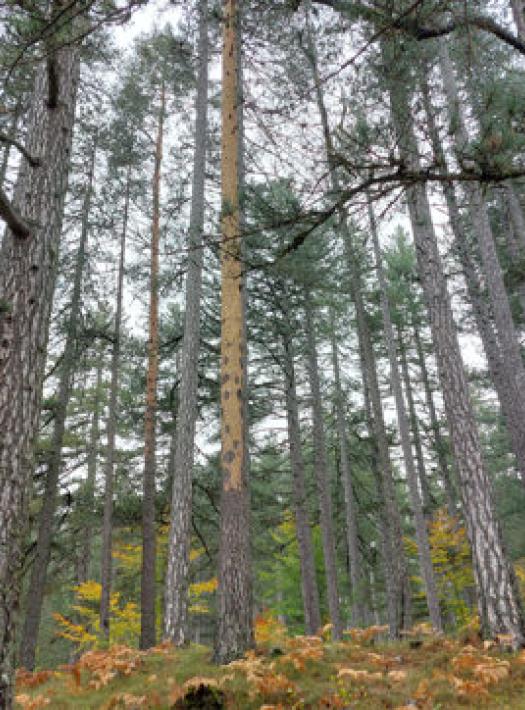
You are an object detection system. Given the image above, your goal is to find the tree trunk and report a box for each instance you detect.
[437,43,525,486]
[163,0,209,646]
[368,200,442,631]
[412,326,456,517]
[302,291,343,639]
[140,85,165,651]
[396,327,433,516]
[302,21,409,637]
[504,183,525,254]
[329,308,367,627]
[0,42,79,702]
[419,65,525,489]
[214,0,253,664]
[99,166,130,638]
[385,38,525,644]
[281,310,322,635]
[18,131,95,671]
[77,349,103,585]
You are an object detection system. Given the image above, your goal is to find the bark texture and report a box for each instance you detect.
[19,135,96,670]
[214,0,253,664]
[0,45,79,705]
[163,0,209,645]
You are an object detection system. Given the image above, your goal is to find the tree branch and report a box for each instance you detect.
[311,0,525,56]
[0,133,41,167]
[0,188,31,238]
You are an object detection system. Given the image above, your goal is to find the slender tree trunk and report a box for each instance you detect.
[140,85,165,650]
[99,167,129,638]
[0,42,79,702]
[419,66,525,489]
[214,0,253,663]
[413,327,457,517]
[77,350,103,585]
[329,308,366,627]
[303,291,343,639]
[302,22,409,637]
[396,328,433,516]
[163,0,209,645]
[18,133,95,670]
[368,200,442,631]
[385,38,525,644]
[281,311,322,635]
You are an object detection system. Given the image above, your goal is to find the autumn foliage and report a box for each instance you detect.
[14,621,525,708]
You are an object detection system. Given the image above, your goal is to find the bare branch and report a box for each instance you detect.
[0,188,32,238]
[0,133,40,167]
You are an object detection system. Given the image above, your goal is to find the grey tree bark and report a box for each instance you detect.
[368,200,442,631]
[303,290,343,639]
[100,166,130,638]
[163,0,209,646]
[0,43,79,703]
[18,132,95,671]
[385,38,525,643]
[280,305,322,635]
[329,308,367,627]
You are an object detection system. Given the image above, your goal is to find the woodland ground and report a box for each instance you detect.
[13,624,525,709]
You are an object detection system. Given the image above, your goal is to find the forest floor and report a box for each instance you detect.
[14,624,525,709]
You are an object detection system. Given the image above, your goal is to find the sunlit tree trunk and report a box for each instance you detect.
[164,0,209,646]
[100,166,130,638]
[385,38,525,644]
[140,84,165,650]
[214,0,253,663]
[0,43,79,703]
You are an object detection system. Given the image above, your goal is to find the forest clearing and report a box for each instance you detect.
[2,0,525,709]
